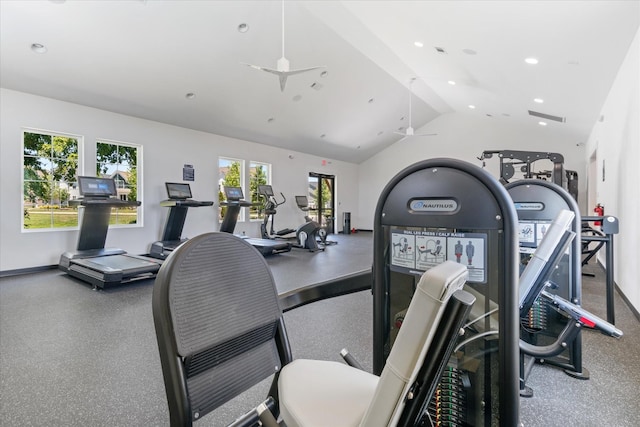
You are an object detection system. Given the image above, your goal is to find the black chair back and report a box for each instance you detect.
[152,232,291,426]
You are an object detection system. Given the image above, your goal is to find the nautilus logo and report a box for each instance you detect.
[410,199,458,212]
[514,202,544,211]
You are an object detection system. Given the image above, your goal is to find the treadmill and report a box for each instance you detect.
[149,182,213,259]
[219,186,292,256]
[59,176,162,289]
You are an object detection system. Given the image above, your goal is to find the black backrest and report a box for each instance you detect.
[152,232,291,426]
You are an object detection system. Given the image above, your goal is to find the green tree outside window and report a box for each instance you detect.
[218,158,243,221]
[23,131,79,229]
[249,162,270,220]
[96,141,140,225]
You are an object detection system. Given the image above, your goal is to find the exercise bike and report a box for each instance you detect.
[294,195,337,250]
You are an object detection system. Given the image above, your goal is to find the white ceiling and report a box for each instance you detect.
[1,0,638,163]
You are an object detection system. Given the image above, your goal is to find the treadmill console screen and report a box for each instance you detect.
[78,176,117,197]
[258,185,274,197]
[224,186,244,200]
[166,182,192,200]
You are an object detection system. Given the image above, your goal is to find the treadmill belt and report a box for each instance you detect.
[244,238,291,255]
[72,254,160,274]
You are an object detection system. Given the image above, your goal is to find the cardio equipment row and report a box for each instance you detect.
[258,184,331,252]
[60,178,338,288]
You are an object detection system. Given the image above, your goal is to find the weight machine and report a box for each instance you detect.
[478,150,579,201]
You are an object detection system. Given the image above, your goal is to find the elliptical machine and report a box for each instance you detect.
[258,185,296,240]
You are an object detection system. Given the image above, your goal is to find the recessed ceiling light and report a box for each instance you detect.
[377,131,384,136]
[320,70,328,78]
[320,134,326,138]
[237,23,249,33]
[538,121,547,126]
[267,117,275,123]
[462,48,477,55]
[368,98,374,104]
[534,98,544,103]
[414,41,424,48]
[447,80,456,85]
[525,57,539,65]
[292,94,302,102]
[435,47,446,54]
[31,43,47,54]
[185,93,196,99]
[468,105,476,109]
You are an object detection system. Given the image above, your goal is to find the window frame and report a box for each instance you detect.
[218,157,245,223]
[21,128,83,233]
[249,161,272,221]
[95,138,143,228]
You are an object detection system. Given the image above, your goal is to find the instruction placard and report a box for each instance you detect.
[390,228,487,283]
[517,220,552,254]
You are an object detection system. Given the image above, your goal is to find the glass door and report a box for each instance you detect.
[308,173,335,234]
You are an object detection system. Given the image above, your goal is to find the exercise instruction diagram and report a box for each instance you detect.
[390,228,487,283]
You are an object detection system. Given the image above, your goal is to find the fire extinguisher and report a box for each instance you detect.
[594,203,604,226]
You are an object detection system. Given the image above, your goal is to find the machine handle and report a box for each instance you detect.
[540,290,623,338]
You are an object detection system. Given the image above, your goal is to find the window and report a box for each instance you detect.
[96,140,141,226]
[249,161,271,220]
[218,157,244,221]
[22,130,81,230]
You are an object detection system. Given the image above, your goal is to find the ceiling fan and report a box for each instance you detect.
[394,77,438,141]
[242,0,325,92]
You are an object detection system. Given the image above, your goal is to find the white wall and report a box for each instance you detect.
[585,28,639,312]
[0,89,358,271]
[357,111,587,228]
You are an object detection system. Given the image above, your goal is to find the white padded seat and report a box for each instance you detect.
[278,359,379,427]
[278,261,468,427]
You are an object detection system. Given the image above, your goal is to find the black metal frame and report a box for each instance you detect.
[478,150,579,200]
[506,179,586,384]
[581,215,619,324]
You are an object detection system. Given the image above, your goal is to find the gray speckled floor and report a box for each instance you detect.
[1,237,638,426]
[518,262,640,426]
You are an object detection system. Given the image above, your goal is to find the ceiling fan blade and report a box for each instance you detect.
[414,133,438,136]
[278,75,288,92]
[241,62,278,74]
[284,65,326,76]
[242,63,288,91]
[393,131,408,136]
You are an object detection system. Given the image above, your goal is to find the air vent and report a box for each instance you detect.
[528,110,566,123]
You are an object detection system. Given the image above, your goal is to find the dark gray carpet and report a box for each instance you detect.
[1,240,638,426]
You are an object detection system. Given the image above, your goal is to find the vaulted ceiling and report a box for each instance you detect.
[1,1,638,163]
